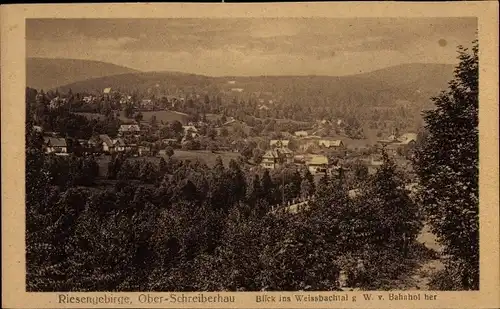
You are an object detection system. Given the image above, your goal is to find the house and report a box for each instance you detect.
[319,139,344,149]
[280,132,294,139]
[397,133,418,145]
[49,97,61,109]
[140,99,154,110]
[294,131,308,138]
[270,139,290,148]
[118,124,141,136]
[260,147,294,169]
[43,137,68,155]
[305,155,329,175]
[162,138,178,146]
[377,132,417,156]
[368,155,384,175]
[297,136,321,152]
[113,138,126,152]
[182,125,198,133]
[388,134,398,141]
[127,143,139,155]
[83,96,94,103]
[119,96,132,105]
[99,134,114,153]
[383,143,401,156]
[138,145,152,156]
[76,139,93,155]
[182,125,198,138]
[261,150,280,169]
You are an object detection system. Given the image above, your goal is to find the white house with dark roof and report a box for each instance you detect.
[294,131,308,138]
[43,137,68,155]
[83,96,94,103]
[113,138,127,152]
[260,147,294,169]
[397,132,418,144]
[99,134,114,153]
[305,154,329,175]
[319,139,344,149]
[118,124,141,136]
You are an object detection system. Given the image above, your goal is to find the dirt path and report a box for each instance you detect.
[408,224,445,290]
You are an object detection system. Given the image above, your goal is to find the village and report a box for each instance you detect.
[38,86,419,180]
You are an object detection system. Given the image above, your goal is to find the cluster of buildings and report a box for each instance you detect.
[42,133,153,157]
[38,122,203,157]
[260,130,418,176]
[376,132,418,156]
[260,138,344,175]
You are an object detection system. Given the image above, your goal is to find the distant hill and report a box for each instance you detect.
[353,63,455,96]
[57,71,212,94]
[26,58,139,91]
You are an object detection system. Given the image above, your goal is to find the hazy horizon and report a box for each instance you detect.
[27,18,477,77]
[28,56,458,78]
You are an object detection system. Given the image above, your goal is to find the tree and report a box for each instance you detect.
[124,104,134,118]
[300,178,314,199]
[352,160,369,184]
[165,146,175,158]
[134,112,144,123]
[261,169,275,205]
[413,41,479,290]
[247,174,263,208]
[169,120,183,136]
[366,152,421,254]
[252,148,264,164]
[227,159,247,204]
[81,156,99,185]
[150,115,158,131]
[139,161,159,184]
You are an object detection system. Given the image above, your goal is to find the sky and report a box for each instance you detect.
[26,18,477,76]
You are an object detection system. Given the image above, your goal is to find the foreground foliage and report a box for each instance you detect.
[414,41,479,290]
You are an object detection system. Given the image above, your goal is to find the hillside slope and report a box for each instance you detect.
[26,57,140,91]
[354,63,454,95]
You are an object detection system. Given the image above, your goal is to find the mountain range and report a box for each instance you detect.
[27,57,455,110]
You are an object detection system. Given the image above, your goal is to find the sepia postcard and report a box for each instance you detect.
[1,2,499,309]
